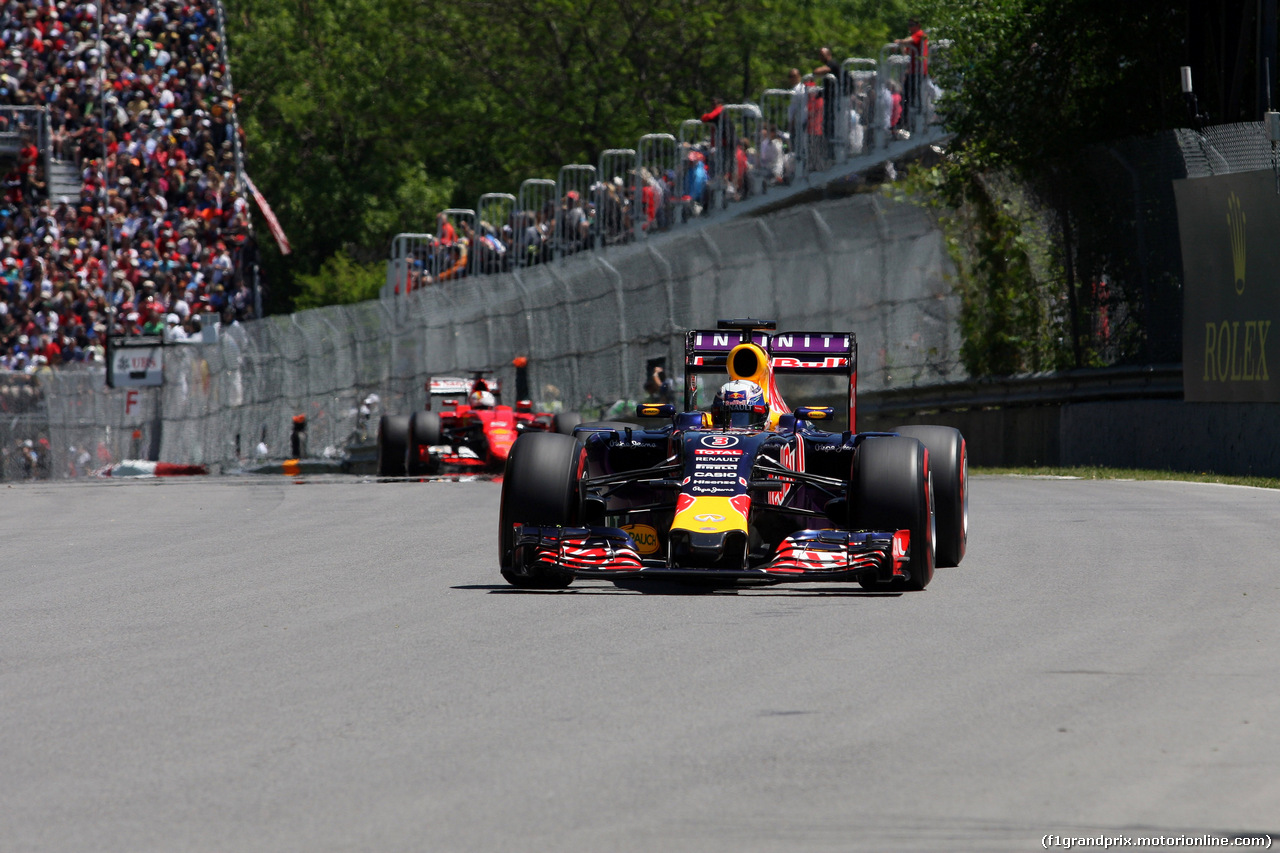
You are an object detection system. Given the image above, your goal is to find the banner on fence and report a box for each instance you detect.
[1175,169,1280,402]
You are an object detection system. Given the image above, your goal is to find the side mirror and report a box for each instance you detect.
[674,411,710,430]
[794,406,836,423]
[636,403,676,418]
[515,399,534,412]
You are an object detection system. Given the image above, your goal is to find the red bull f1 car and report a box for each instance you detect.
[498,320,967,590]
[377,373,580,476]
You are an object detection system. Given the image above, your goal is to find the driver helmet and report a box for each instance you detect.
[469,390,496,409]
[712,379,769,429]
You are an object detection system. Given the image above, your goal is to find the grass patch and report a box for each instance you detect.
[973,466,1280,490]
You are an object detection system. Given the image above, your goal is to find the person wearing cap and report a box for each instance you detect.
[684,147,709,210]
[559,190,589,254]
[163,312,188,342]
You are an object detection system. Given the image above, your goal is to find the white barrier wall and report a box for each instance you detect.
[32,193,961,473]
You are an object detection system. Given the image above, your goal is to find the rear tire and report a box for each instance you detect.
[406,411,442,476]
[892,425,967,567]
[376,414,410,477]
[575,420,637,432]
[851,435,934,591]
[553,412,582,435]
[498,432,584,588]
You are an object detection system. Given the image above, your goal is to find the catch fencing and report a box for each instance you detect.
[15,193,961,478]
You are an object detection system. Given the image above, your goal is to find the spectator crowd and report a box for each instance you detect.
[0,0,258,375]
[400,29,930,292]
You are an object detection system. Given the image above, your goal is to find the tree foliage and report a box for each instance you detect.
[292,250,385,310]
[914,0,1189,373]
[225,0,914,310]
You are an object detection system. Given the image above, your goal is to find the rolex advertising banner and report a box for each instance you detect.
[1175,170,1279,402]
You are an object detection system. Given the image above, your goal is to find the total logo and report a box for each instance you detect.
[701,435,739,448]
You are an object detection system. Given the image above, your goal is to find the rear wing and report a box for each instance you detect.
[426,375,502,409]
[684,326,859,430]
[428,377,471,397]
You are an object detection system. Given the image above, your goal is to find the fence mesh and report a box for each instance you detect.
[1178,122,1274,177]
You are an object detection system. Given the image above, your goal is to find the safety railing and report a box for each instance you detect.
[384,232,433,297]
[0,105,52,199]
[636,133,679,239]
[555,165,596,260]
[596,148,635,248]
[435,208,474,283]
[475,193,516,276]
[877,42,932,138]
[516,178,557,268]
[385,42,951,298]
[842,59,877,154]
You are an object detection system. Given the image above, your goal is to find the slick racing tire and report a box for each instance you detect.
[851,435,935,591]
[376,414,410,477]
[553,412,582,436]
[575,420,637,433]
[406,411,443,476]
[498,432,584,589]
[892,425,967,567]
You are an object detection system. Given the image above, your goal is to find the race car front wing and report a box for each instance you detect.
[509,524,911,583]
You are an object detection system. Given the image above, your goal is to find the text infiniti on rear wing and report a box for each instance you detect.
[684,329,858,430]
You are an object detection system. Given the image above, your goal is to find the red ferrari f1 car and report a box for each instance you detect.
[498,320,967,590]
[377,372,581,476]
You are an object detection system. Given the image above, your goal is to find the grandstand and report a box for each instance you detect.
[0,0,254,379]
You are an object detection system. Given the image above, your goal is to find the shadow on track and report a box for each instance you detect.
[454,582,903,598]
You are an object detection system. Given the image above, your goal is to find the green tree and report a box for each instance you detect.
[225,0,914,310]
[916,0,1186,372]
[228,0,456,311]
[292,249,386,309]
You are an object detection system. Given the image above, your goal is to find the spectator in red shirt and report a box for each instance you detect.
[894,18,929,122]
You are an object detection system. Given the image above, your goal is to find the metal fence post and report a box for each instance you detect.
[516,178,558,268]
[677,119,713,224]
[555,164,597,261]
[636,133,678,240]
[437,208,476,284]
[475,193,517,277]
[595,148,636,249]
[843,59,877,154]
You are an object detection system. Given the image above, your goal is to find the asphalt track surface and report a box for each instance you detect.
[2,474,1278,852]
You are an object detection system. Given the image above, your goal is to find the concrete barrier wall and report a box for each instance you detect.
[25,192,963,475]
[867,398,1280,477]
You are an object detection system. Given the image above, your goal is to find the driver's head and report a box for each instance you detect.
[470,390,496,409]
[712,380,768,429]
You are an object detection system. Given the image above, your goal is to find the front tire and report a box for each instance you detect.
[892,425,967,567]
[406,411,442,476]
[851,435,935,591]
[498,432,584,588]
[376,414,410,477]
